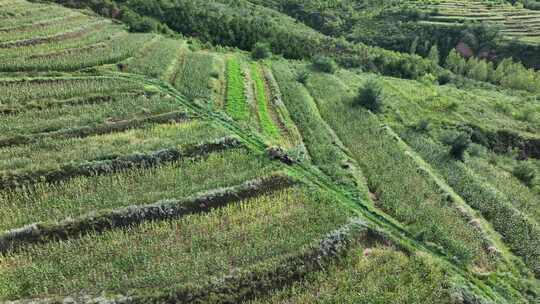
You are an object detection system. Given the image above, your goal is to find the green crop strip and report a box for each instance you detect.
[251,63,280,140]
[225,57,249,121]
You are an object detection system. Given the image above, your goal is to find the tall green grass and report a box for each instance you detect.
[251,63,280,140]
[378,75,540,137]
[225,57,249,121]
[0,186,351,299]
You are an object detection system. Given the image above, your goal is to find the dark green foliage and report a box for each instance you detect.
[356,79,383,113]
[415,119,430,132]
[296,69,310,84]
[252,42,272,60]
[122,10,158,33]
[36,0,442,80]
[442,131,472,161]
[513,162,536,186]
[312,56,337,74]
[437,71,452,85]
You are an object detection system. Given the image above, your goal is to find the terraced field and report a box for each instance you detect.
[418,0,540,44]
[0,0,539,303]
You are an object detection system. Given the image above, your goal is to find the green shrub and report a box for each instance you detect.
[356,79,383,113]
[442,131,471,161]
[437,71,452,85]
[296,70,310,84]
[122,10,158,33]
[312,56,337,74]
[415,119,430,132]
[513,162,536,186]
[251,42,272,60]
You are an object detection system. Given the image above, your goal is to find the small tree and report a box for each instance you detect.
[445,49,466,75]
[312,56,337,74]
[410,36,419,55]
[356,79,383,113]
[428,44,440,65]
[442,131,471,161]
[251,42,272,60]
[467,58,488,82]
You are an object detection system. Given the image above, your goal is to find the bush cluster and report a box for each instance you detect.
[356,79,383,113]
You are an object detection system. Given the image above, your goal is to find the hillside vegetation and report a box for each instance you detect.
[0,0,539,303]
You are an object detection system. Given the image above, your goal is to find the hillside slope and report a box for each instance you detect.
[0,1,539,303]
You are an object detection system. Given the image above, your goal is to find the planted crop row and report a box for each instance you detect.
[251,63,280,140]
[304,70,492,268]
[225,57,249,121]
[0,14,91,43]
[0,136,240,190]
[0,148,278,231]
[249,245,454,304]
[404,133,540,277]
[0,77,140,104]
[174,51,220,103]
[271,61,369,199]
[262,66,307,151]
[0,111,193,148]
[0,91,144,116]
[6,219,367,304]
[467,156,540,223]
[0,12,81,33]
[0,24,124,59]
[0,33,155,72]
[0,186,352,299]
[127,36,184,78]
[0,172,294,254]
[0,20,110,49]
[0,92,164,137]
[0,3,69,28]
[95,73,529,302]
[426,0,540,43]
[0,120,229,181]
